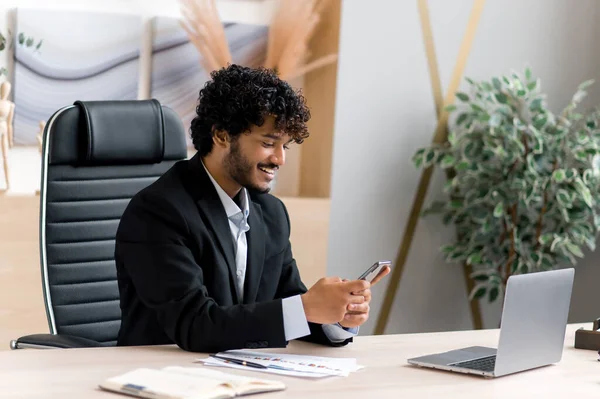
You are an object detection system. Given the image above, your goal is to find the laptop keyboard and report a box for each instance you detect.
[450,355,496,372]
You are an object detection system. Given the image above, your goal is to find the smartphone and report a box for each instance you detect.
[358,260,392,283]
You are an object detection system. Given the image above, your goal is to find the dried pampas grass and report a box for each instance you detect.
[178,0,337,80]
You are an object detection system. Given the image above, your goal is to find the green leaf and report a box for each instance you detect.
[533,137,543,154]
[492,145,507,158]
[540,254,554,270]
[469,284,487,300]
[511,258,522,274]
[471,103,484,113]
[493,202,504,218]
[448,130,457,145]
[424,149,437,167]
[495,92,508,104]
[488,287,500,302]
[35,39,43,50]
[584,236,596,251]
[578,79,594,91]
[530,98,543,111]
[572,90,587,104]
[517,89,526,97]
[526,153,538,174]
[566,242,584,258]
[492,77,502,91]
[472,274,489,282]
[552,169,567,183]
[448,247,466,261]
[449,199,463,209]
[583,169,593,185]
[443,178,456,193]
[565,168,577,180]
[25,37,33,47]
[477,113,490,122]
[441,245,455,254]
[456,113,468,126]
[464,142,476,159]
[551,236,563,252]
[527,80,538,91]
[575,150,588,162]
[575,178,593,208]
[467,252,482,265]
[18,32,24,45]
[556,189,572,208]
[538,233,553,246]
[456,92,469,102]
[445,104,457,112]
[561,207,571,223]
[481,82,493,91]
[412,148,426,168]
[441,154,456,169]
[455,160,470,172]
[442,212,454,225]
[480,220,492,233]
[525,67,532,81]
[533,115,547,129]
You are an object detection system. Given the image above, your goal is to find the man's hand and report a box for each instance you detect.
[338,286,371,328]
[338,265,391,328]
[301,277,369,325]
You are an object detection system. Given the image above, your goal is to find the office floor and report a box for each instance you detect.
[0,194,330,350]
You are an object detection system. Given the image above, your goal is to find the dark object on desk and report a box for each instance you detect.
[574,318,600,351]
[210,354,268,369]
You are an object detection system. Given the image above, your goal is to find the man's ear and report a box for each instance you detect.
[212,129,230,149]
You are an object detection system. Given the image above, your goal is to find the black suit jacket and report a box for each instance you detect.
[115,154,350,352]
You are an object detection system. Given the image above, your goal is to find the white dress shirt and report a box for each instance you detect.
[202,162,356,342]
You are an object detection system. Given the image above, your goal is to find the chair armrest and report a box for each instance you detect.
[10,333,105,349]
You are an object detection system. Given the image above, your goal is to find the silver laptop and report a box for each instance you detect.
[407,268,574,378]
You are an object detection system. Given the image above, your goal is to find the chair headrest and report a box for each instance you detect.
[74,99,165,165]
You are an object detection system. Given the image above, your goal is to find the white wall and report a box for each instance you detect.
[329,0,600,335]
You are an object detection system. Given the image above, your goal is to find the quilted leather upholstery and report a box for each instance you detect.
[40,100,187,346]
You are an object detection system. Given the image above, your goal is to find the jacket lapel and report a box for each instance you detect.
[243,199,265,304]
[186,154,241,303]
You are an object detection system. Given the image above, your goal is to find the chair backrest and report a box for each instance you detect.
[40,99,187,346]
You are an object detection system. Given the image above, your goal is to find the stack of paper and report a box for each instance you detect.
[197,350,364,378]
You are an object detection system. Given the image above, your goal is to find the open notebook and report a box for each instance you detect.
[99,366,286,399]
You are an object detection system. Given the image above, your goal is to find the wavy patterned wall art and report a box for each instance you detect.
[151,17,268,147]
[14,9,142,145]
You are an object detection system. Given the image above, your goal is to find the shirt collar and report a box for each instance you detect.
[201,160,250,219]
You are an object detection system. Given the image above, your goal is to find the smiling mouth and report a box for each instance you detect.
[258,166,277,177]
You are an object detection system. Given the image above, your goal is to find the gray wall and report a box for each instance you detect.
[328,0,600,335]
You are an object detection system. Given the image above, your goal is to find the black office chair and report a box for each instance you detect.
[10,99,188,349]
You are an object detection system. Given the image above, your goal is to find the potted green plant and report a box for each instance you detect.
[413,68,600,302]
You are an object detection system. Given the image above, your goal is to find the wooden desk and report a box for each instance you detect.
[0,324,597,398]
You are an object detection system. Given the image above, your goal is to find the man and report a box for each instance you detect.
[115,64,389,352]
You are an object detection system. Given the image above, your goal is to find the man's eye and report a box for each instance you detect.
[262,142,274,148]
[283,145,290,150]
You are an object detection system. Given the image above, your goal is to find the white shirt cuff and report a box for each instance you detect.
[322,324,359,342]
[281,295,310,341]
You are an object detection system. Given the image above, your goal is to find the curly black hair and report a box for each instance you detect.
[190,64,311,156]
